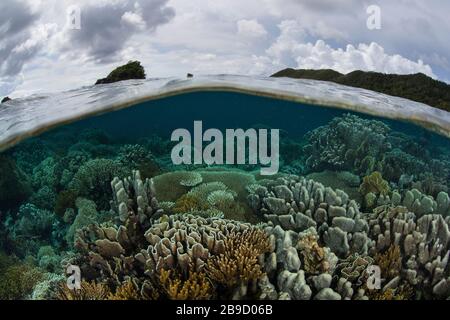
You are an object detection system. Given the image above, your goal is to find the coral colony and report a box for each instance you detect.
[0,113,449,300]
[171,121,280,175]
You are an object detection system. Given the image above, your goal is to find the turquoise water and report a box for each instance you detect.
[0,91,449,300]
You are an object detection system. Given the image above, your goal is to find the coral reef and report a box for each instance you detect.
[367,205,450,299]
[159,269,212,300]
[69,159,129,209]
[56,281,111,300]
[303,114,390,175]
[2,113,450,301]
[0,252,45,300]
[247,175,370,257]
[4,204,59,257]
[0,155,31,210]
[205,229,271,296]
[359,171,390,197]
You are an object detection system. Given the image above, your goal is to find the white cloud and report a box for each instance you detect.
[266,20,436,78]
[121,11,146,31]
[237,19,267,38]
[292,41,435,77]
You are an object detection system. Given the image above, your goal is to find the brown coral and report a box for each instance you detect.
[108,279,141,300]
[205,228,270,289]
[0,261,44,300]
[297,234,330,274]
[368,283,414,300]
[359,171,390,196]
[159,269,212,300]
[172,193,209,213]
[374,245,402,280]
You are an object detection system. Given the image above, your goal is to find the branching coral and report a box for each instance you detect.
[205,229,270,290]
[368,283,414,300]
[159,269,212,300]
[108,279,141,300]
[56,280,111,300]
[374,245,402,280]
[359,171,390,196]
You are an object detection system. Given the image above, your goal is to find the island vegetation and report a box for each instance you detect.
[272,68,450,111]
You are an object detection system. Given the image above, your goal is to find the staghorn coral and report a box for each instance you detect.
[205,229,271,290]
[31,273,66,300]
[173,193,209,214]
[73,172,259,299]
[159,269,212,300]
[171,181,245,221]
[108,279,141,300]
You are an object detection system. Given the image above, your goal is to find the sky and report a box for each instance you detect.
[1,0,450,98]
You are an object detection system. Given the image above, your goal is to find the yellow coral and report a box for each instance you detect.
[297,234,330,274]
[205,228,270,288]
[359,171,390,196]
[108,279,141,300]
[368,284,413,300]
[374,245,402,280]
[159,269,212,300]
[173,194,209,213]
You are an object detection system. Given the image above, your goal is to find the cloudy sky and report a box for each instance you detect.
[1,0,450,97]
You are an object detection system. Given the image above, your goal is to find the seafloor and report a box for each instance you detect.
[0,90,449,300]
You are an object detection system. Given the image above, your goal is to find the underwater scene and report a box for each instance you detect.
[0,89,450,301]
